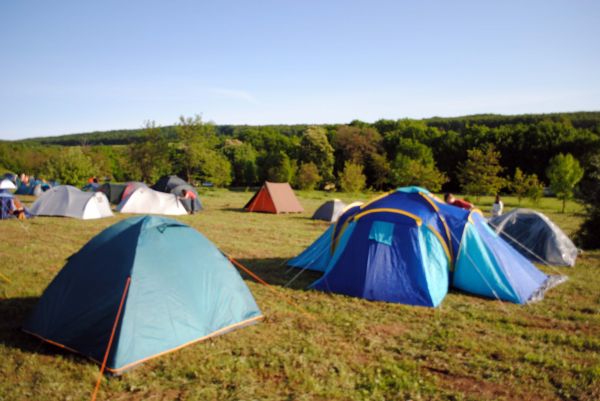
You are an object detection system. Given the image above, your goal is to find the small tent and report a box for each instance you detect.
[0,178,17,190]
[312,199,347,222]
[244,182,304,214]
[30,186,113,219]
[98,182,127,204]
[117,187,187,216]
[489,208,578,267]
[152,175,202,213]
[23,216,262,374]
[152,175,189,193]
[292,187,564,306]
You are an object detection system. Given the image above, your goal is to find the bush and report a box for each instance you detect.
[339,162,366,193]
[43,147,94,186]
[295,162,322,190]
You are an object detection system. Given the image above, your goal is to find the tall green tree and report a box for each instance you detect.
[44,147,94,186]
[299,126,334,182]
[389,139,447,191]
[546,153,584,213]
[265,151,295,183]
[173,115,218,181]
[511,168,544,205]
[458,144,506,199]
[223,139,258,186]
[338,161,366,193]
[127,121,171,183]
[576,152,600,248]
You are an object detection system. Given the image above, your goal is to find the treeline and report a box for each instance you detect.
[2,112,599,195]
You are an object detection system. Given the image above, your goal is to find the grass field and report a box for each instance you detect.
[0,189,598,401]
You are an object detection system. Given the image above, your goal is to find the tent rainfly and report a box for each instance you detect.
[23,216,262,374]
[244,182,304,214]
[489,208,578,267]
[30,185,113,219]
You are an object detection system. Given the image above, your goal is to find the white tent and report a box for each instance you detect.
[30,185,113,219]
[116,187,187,215]
[0,179,17,190]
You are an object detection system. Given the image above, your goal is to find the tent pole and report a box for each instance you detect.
[90,276,131,401]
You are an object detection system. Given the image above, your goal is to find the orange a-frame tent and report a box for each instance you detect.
[244,182,304,214]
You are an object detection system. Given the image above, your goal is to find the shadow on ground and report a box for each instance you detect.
[0,296,87,366]
[236,257,322,290]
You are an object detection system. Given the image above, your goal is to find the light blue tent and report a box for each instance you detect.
[24,216,262,374]
[291,187,564,306]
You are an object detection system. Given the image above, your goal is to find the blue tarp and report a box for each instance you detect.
[24,216,262,373]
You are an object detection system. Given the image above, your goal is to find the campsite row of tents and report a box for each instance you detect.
[19,185,576,375]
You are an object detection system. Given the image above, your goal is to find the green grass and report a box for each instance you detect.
[0,190,598,401]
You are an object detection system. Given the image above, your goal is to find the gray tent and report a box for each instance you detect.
[312,199,347,222]
[489,208,578,267]
[30,185,113,220]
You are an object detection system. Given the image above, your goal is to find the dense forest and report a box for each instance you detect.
[2,112,598,194]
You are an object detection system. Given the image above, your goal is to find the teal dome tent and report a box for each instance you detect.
[24,216,262,374]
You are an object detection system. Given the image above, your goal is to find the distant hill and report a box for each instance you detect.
[18,111,600,146]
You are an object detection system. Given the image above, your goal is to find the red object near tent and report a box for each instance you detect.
[244,182,304,214]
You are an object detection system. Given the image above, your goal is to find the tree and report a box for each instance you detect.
[332,125,382,171]
[367,153,392,190]
[524,174,544,204]
[389,139,447,191]
[173,115,218,181]
[223,139,258,186]
[127,121,170,183]
[44,147,94,186]
[458,144,506,199]
[576,152,600,248]
[299,126,334,182]
[265,151,295,183]
[196,150,232,187]
[295,162,322,190]
[546,153,584,213]
[510,168,543,205]
[392,156,447,192]
[339,162,366,193]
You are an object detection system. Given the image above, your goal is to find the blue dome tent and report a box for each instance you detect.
[23,216,262,374]
[290,187,564,306]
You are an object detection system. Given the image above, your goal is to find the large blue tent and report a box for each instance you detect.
[24,216,262,374]
[291,187,564,306]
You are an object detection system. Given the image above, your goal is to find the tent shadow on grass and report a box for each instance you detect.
[235,257,322,290]
[0,296,87,365]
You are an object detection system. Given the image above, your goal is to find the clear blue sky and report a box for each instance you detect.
[1,0,599,139]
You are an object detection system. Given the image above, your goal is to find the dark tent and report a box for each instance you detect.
[312,199,347,222]
[152,176,202,213]
[489,208,578,267]
[152,175,189,193]
[98,183,127,204]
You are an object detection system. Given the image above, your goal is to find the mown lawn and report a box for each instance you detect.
[0,189,598,401]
